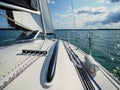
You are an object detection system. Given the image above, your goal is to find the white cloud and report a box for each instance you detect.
[53,12,73,18]
[54,13,59,16]
[52,13,74,29]
[47,0,55,4]
[60,13,73,18]
[53,19,74,29]
[52,6,120,29]
[98,0,105,3]
[76,6,107,15]
[67,7,72,13]
[72,7,108,28]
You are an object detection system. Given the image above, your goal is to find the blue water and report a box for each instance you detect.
[0,29,120,80]
[0,30,22,46]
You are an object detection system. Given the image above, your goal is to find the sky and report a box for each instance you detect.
[48,0,120,29]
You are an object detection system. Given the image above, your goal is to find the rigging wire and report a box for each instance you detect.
[67,31,70,44]
[70,0,79,49]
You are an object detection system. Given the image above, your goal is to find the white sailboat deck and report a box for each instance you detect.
[0,39,83,90]
[68,43,120,90]
[0,39,120,90]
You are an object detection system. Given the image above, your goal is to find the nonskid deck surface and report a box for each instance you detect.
[0,40,119,90]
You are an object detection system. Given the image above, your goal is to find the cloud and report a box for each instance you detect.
[67,7,72,13]
[52,7,108,29]
[110,0,120,3]
[52,17,74,29]
[76,7,107,15]
[53,20,74,29]
[52,6,120,29]
[85,10,120,29]
[54,13,59,16]
[60,13,73,18]
[52,12,74,29]
[47,0,55,4]
[102,10,120,24]
[98,0,105,3]
[53,12,73,18]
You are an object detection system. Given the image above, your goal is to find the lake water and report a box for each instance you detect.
[0,29,120,80]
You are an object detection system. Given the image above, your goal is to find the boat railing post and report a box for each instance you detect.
[88,31,93,55]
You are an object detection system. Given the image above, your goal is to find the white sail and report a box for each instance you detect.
[40,0,54,34]
[12,11,43,32]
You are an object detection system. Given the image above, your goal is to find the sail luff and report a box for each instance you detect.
[46,0,54,34]
[37,0,46,39]
[40,0,54,34]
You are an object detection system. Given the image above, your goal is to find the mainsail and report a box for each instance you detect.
[0,0,54,34]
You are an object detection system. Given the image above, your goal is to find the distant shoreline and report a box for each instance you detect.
[54,29,120,31]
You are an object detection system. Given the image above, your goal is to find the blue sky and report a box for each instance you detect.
[48,0,120,29]
[0,0,120,29]
[0,10,9,28]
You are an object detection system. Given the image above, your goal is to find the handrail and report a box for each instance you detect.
[46,40,59,82]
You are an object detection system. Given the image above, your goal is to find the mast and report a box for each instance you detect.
[38,0,47,39]
[39,0,54,37]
